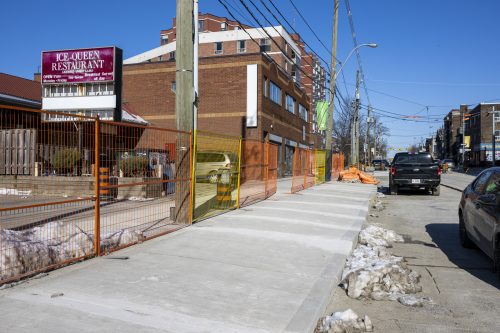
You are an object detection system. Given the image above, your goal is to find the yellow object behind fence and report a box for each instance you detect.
[192,131,241,222]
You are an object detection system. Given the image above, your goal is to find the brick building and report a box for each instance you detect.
[123,13,327,176]
[468,103,500,165]
[443,105,467,163]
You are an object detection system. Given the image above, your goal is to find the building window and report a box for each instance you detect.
[161,35,168,45]
[299,104,307,121]
[198,20,205,31]
[215,42,223,54]
[237,40,246,53]
[260,38,271,52]
[169,51,176,60]
[263,76,268,97]
[285,94,295,114]
[221,22,227,31]
[269,81,281,105]
[171,81,176,93]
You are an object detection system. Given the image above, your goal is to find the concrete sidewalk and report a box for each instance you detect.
[441,172,475,191]
[0,180,376,333]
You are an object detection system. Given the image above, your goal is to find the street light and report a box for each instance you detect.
[332,43,377,82]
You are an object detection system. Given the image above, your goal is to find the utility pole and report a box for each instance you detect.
[325,0,338,181]
[492,106,497,166]
[350,70,360,166]
[373,118,377,159]
[175,0,194,223]
[364,105,372,165]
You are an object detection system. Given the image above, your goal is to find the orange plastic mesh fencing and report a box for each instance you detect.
[266,143,278,197]
[239,139,277,208]
[339,166,380,185]
[0,106,97,284]
[192,131,241,222]
[291,148,315,193]
[97,120,191,254]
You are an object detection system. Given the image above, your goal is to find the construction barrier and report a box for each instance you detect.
[238,140,278,207]
[191,131,241,222]
[331,153,345,180]
[0,105,191,285]
[314,150,327,185]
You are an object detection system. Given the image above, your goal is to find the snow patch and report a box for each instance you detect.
[317,309,373,332]
[0,188,32,196]
[0,222,144,281]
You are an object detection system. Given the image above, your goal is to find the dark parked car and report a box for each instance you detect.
[458,167,500,276]
[389,152,441,195]
[372,159,389,171]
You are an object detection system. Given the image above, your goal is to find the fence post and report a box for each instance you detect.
[94,117,101,256]
[236,137,242,208]
[265,142,269,196]
[188,130,194,224]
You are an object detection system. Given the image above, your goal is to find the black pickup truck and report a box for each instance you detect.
[389,152,441,196]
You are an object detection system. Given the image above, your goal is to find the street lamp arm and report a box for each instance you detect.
[333,43,377,81]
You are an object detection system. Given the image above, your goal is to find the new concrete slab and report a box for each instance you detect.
[0,180,376,333]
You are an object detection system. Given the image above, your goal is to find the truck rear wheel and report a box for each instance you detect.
[390,184,398,195]
[432,186,440,196]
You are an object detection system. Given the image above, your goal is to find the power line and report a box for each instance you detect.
[288,0,333,58]
[344,0,372,106]
[262,0,336,70]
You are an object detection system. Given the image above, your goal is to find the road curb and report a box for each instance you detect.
[441,183,462,192]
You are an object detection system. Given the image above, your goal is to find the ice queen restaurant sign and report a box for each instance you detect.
[41,47,115,84]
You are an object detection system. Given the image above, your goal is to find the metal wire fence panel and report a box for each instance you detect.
[239,139,266,208]
[0,105,192,284]
[97,120,191,254]
[331,153,345,180]
[291,148,315,193]
[265,143,278,197]
[291,148,307,193]
[0,106,97,283]
[314,150,326,185]
[192,131,241,222]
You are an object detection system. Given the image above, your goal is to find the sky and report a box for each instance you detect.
[2,0,500,157]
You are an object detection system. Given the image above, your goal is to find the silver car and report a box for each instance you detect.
[195,152,232,183]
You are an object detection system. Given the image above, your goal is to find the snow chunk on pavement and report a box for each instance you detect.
[340,225,424,304]
[358,225,404,248]
[317,309,373,332]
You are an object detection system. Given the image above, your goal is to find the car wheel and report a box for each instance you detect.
[432,186,440,196]
[459,212,474,248]
[208,171,219,184]
[390,184,398,195]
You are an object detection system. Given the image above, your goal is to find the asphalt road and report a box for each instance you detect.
[321,171,500,333]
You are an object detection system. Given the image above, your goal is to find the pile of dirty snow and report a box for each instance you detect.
[340,225,430,306]
[317,309,373,333]
[0,222,143,281]
[358,225,404,248]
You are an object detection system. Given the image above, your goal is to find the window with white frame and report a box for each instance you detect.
[269,81,281,105]
[221,22,227,31]
[215,42,223,54]
[161,35,168,45]
[169,51,175,60]
[285,94,295,114]
[237,40,246,53]
[260,38,271,52]
[299,104,307,121]
[171,81,176,93]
